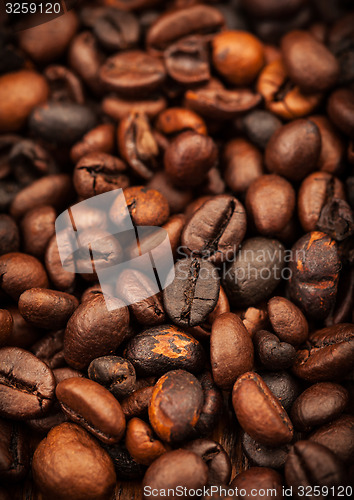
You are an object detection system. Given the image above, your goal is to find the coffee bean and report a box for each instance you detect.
[193,372,223,437]
[232,372,294,446]
[291,382,348,431]
[327,87,354,138]
[184,439,231,485]
[293,323,354,381]
[156,108,207,137]
[102,442,146,481]
[149,369,204,443]
[309,115,345,174]
[230,467,283,500]
[32,422,116,500]
[147,173,193,214]
[224,138,263,194]
[0,310,13,347]
[31,329,65,370]
[68,31,103,95]
[142,449,208,500]
[0,215,20,256]
[210,312,254,390]
[0,418,29,481]
[0,347,55,420]
[240,0,307,18]
[45,234,76,293]
[70,124,115,163]
[88,356,136,399]
[121,385,154,420]
[309,414,354,463]
[7,306,40,350]
[267,297,308,346]
[254,330,296,370]
[163,257,220,327]
[125,417,167,466]
[241,305,268,337]
[241,110,282,150]
[103,93,167,121]
[93,8,140,52]
[0,253,49,300]
[262,371,302,412]
[44,64,84,105]
[20,206,56,258]
[242,432,290,469]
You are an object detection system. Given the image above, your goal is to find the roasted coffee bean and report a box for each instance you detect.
[102,442,146,481]
[45,234,76,293]
[163,257,220,327]
[246,175,295,236]
[56,377,126,444]
[142,449,208,500]
[222,237,285,308]
[210,312,254,390]
[262,371,302,412]
[125,324,204,376]
[32,422,116,500]
[125,417,167,466]
[44,64,84,105]
[0,215,20,256]
[92,8,140,52]
[230,467,283,500]
[291,382,348,431]
[327,87,354,138]
[242,432,290,469]
[224,138,263,194]
[193,372,223,437]
[156,107,207,137]
[241,110,282,150]
[293,323,354,381]
[184,439,231,485]
[212,30,264,85]
[7,306,40,349]
[317,197,354,241]
[70,124,115,163]
[149,369,204,443]
[164,131,218,187]
[73,152,129,199]
[121,385,154,420]
[0,253,49,300]
[309,414,354,463]
[147,172,193,214]
[64,294,130,370]
[309,115,345,174]
[232,372,294,446]
[241,305,268,337]
[30,328,64,370]
[0,310,12,347]
[181,195,246,264]
[88,356,136,399]
[254,330,296,370]
[0,418,29,481]
[0,70,49,133]
[102,93,167,121]
[0,347,55,420]
[285,440,344,498]
[287,232,341,320]
[20,206,56,258]
[18,288,79,330]
[265,119,321,181]
[267,297,308,346]
[68,31,104,94]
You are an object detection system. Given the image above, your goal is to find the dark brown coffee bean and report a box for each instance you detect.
[45,234,76,293]
[317,197,354,241]
[194,371,223,437]
[125,324,204,376]
[310,414,354,463]
[293,323,354,381]
[0,347,55,420]
[241,305,268,338]
[0,253,49,300]
[210,312,254,390]
[32,422,116,500]
[6,306,40,350]
[0,310,12,348]
[181,195,247,264]
[0,215,19,256]
[184,439,231,485]
[99,50,166,96]
[241,110,282,150]
[212,30,264,85]
[240,0,307,18]
[70,124,115,163]
[285,440,344,499]
[309,115,345,174]
[291,382,348,431]
[230,467,283,500]
[156,107,207,137]
[224,138,263,194]
[254,330,296,370]
[88,356,136,399]
[147,173,193,215]
[246,174,295,236]
[242,432,290,469]
[327,87,354,138]
[163,257,220,327]
[146,4,224,53]
[102,94,167,121]
[92,8,140,52]
[164,131,218,187]
[232,372,294,446]
[20,206,56,258]
[0,71,49,133]
[9,138,57,185]
[64,294,130,370]
[73,152,129,199]
[149,369,204,443]
[262,371,302,413]
[265,119,321,181]
[102,442,146,481]
[18,288,78,330]
[117,111,159,180]
[287,232,341,320]
[121,386,154,420]
[222,237,285,308]
[44,64,84,105]
[0,418,29,481]
[125,417,167,466]
[268,297,308,346]
[56,377,126,444]
[31,330,64,370]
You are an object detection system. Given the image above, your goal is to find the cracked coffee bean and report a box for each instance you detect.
[88,356,136,400]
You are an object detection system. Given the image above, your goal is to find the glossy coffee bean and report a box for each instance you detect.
[21,205,56,258]
[222,237,285,308]
[18,288,78,330]
[0,347,55,420]
[121,385,154,420]
[232,372,294,446]
[125,417,167,466]
[268,297,308,346]
[317,197,354,241]
[68,31,103,94]
[254,330,296,370]
[44,64,84,104]
[149,369,204,443]
[265,119,321,181]
[45,234,76,293]
[163,257,220,327]
[210,312,254,390]
[0,215,19,256]
[287,232,341,320]
[184,439,231,485]
[327,87,354,138]
[230,467,283,500]
[64,294,130,370]
[164,131,218,187]
[7,306,40,349]
[293,323,354,381]
[291,382,348,431]
[70,123,115,163]
[92,8,140,52]
[262,371,302,413]
[246,174,295,236]
[310,414,354,463]
[31,329,65,369]
[0,253,49,300]
[241,110,282,150]
[309,116,345,174]
[0,418,29,481]
[285,440,344,498]
[242,432,290,469]
[125,324,205,376]
[0,310,13,347]
[156,108,207,137]
[88,356,136,399]
[224,138,263,194]
[32,422,116,500]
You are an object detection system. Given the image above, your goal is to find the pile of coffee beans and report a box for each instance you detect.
[1,1,354,499]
